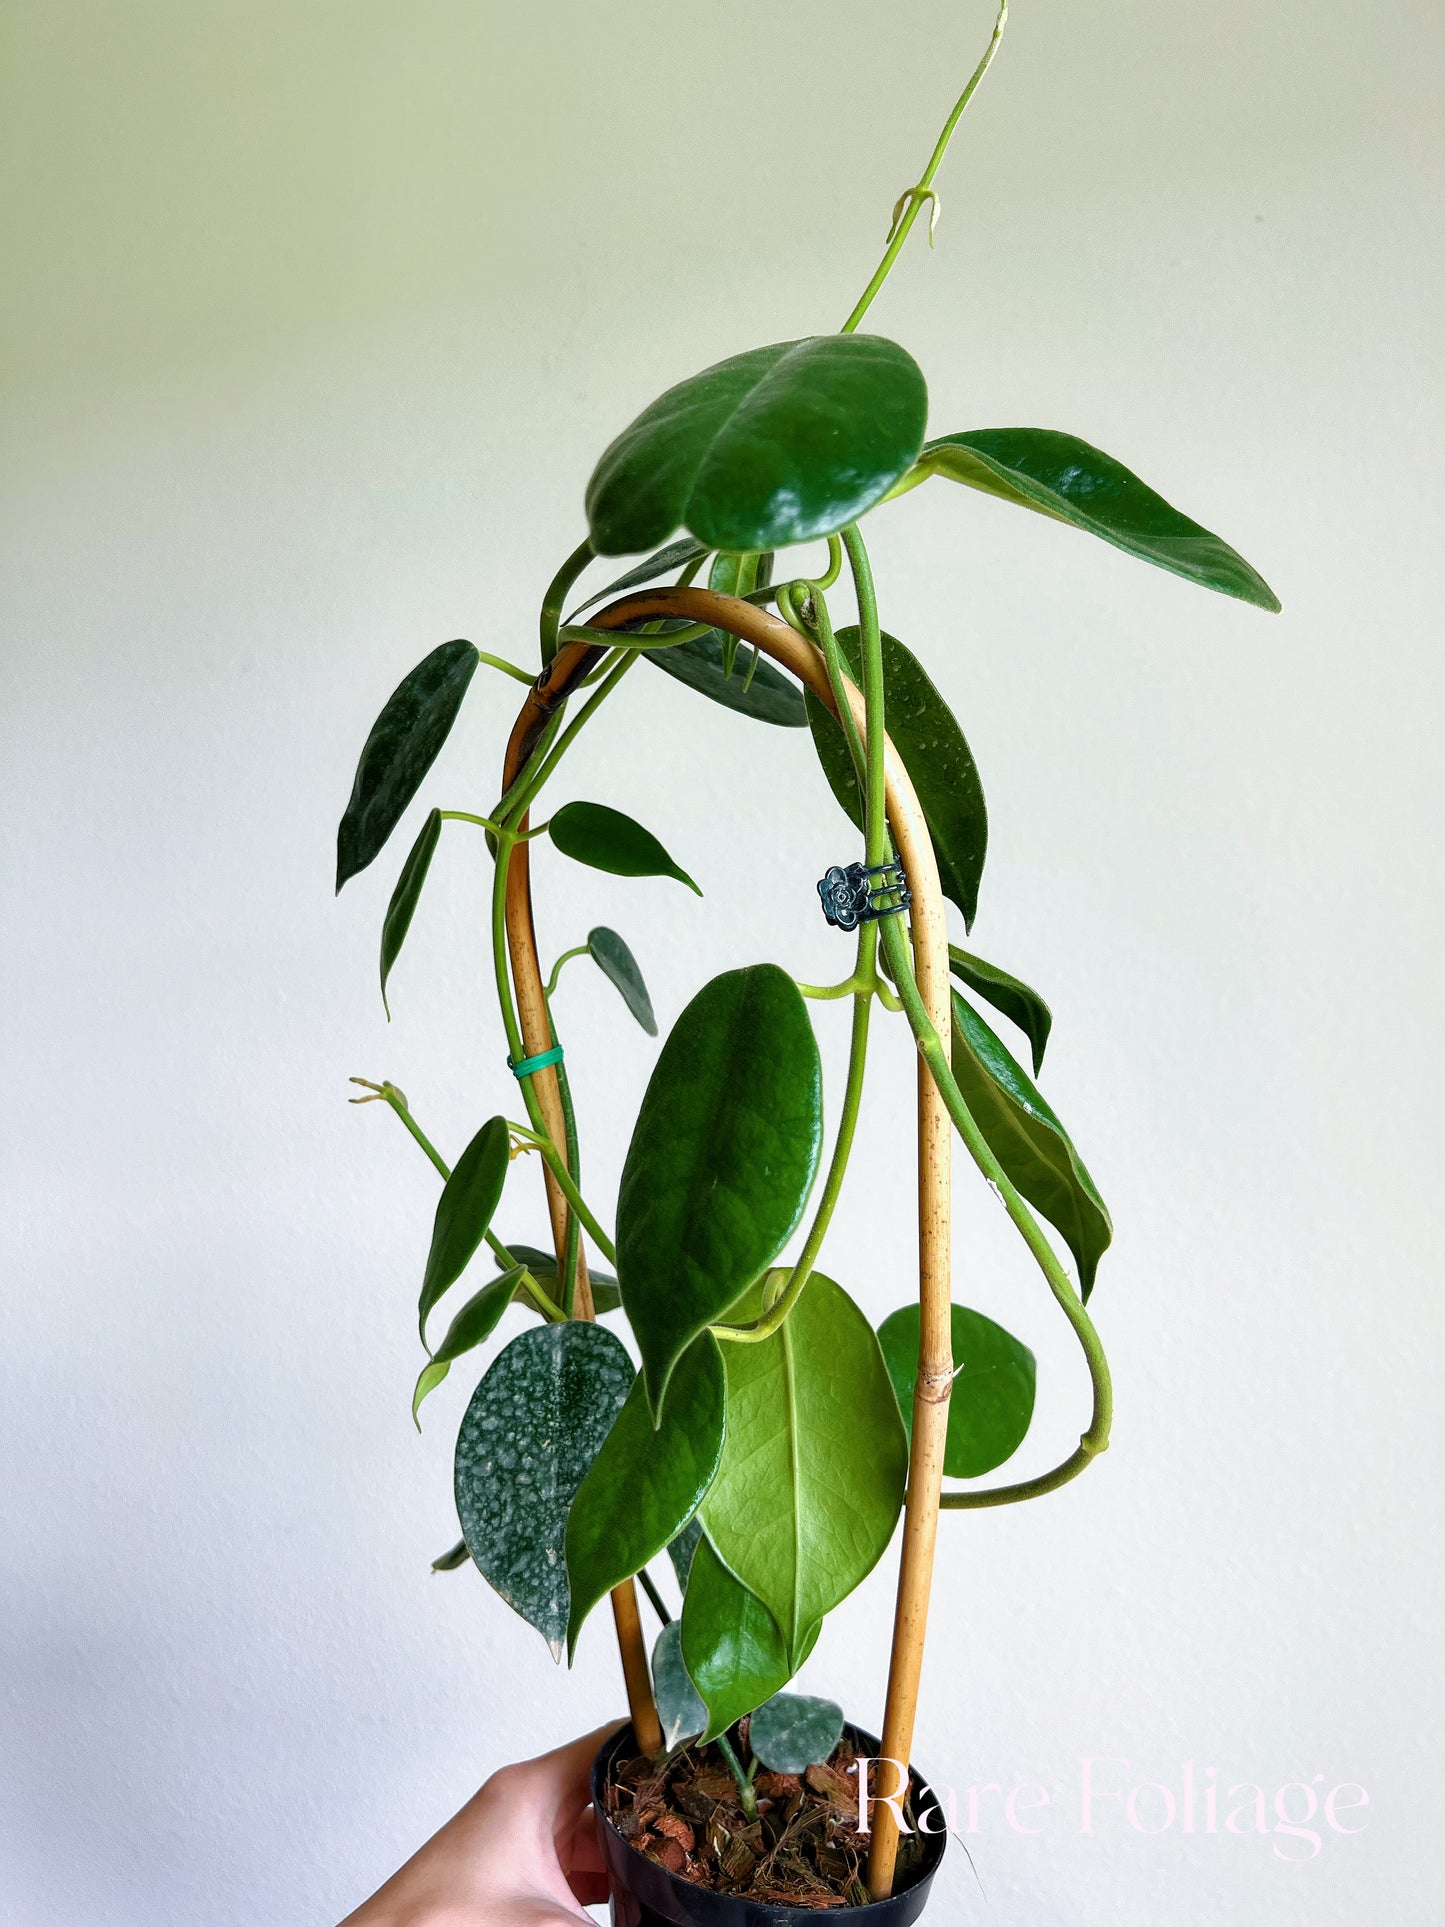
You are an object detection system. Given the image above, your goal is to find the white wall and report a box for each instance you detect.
[2,3,1440,1922]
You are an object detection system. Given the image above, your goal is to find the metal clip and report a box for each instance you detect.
[817,861,911,931]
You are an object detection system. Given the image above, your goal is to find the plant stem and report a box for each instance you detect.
[507,1123,618,1266]
[540,536,595,665]
[636,1568,671,1626]
[840,0,1009,335]
[476,652,537,686]
[349,1079,520,1271]
[502,650,638,827]
[544,943,590,998]
[716,1734,758,1820]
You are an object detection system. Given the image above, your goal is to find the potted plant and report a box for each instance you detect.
[336,4,1278,1916]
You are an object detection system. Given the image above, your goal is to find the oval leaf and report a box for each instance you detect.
[652,1620,708,1751]
[549,801,700,895]
[412,1265,529,1427]
[380,808,442,1018]
[914,428,1281,612]
[806,626,987,929]
[646,632,809,728]
[587,926,657,1035]
[748,1693,845,1775]
[617,966,823,1413]
[878,1302,1037,1479]
[680,1534,817,1743]
[336,639,479,891]
[701,1271,907,1662]
[453,1322,634,1655]
[565,1334,727,1656]
[949,945,1052,1076]
[419,1116,509,1343]
[951,991,1112,1299]
[585,335,928,556]
[502,1243,619,1315]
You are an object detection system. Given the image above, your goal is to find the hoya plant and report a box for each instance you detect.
[338,4,1276,1909]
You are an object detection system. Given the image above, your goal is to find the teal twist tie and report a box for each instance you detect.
[507,1043,565,1080]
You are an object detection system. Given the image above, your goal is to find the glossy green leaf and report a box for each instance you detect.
[646,631,809,727]
[949,945,1052,1076]
[748,1694,845,1775]
[571,537,710,617]
[652,1620,708,1750]
[431,1538,470,1572]
[565,1334,727,1656]
[587,926,657,1035]
[412,1265,528,1426]
[501,1244,620,1315]
[878,1302,1037,1478]
[419,1117,509,1344]
[585,335,928,556]
[667,1516,703,1593]
[912,429,1281,611]
[617,966,823,1413]
[454,1322,633,1655]
[336,639,479,891]
[680,1534,818,1743]
[952,991,1112,1299]
[701,1271,907,1662]
[549,800,701,895]
[380,808,442,1018]
[707,552,760,678]
[807,626,987,928]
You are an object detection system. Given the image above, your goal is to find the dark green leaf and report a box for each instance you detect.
[585,336,928,556]
[587,927,657,1035]
[878,1302,1036,1478]
[707,552,759,677]
[380,808,442,1018]
[701,1271,907,1663]
[949,946,1052,1076]
[565,1334,726,1656]
[412,1265,529,1426]
[652,1620,707,1750]
[617,966,823,1413]
[419,1117,509,1344]
[952,991,1112,1299]
[454,1322,633,1654]
[571,537,710,617]
[646,631,809,728]
[667,1516,703,1593]
[680,1534,818,1742]
[501,1244,620,1315]
[431,1538,470,1572]
[913,429,1281,612]
[549,800,701,895]
[748,1693,845,1774]
[806,626,987,928]
[336,639,479,891]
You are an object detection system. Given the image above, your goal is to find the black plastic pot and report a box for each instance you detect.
[592,1722,947,1927]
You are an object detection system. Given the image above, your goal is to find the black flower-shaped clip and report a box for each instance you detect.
[817,860,911,931]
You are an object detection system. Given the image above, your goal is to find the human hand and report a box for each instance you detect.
[339,1722,620,1927]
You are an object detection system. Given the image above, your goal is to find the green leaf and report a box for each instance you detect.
[571,537,710,617]
[951,991,1113,1299]
[948,945,1052,1076]
[667,1516,703,1593]
[454,1322,634,1655]
[501,1244,620,1315]
[587,927,657,1036]
[700,1271,907,1663]
[380,808,442,1018]
[565,1334,727,1656]
[336,639,479,891]
[549,800,701,895]
[412,1265,529,1426]
[878,1302,1037,1479]
[646,632,809,728]
[652,1620,708,1750]
[748,1694,845,1774]
[806,626,987,929]
[707,552,758,678]
[585,335,928,556]
[617,966,823,1413]
[912,428,1281,612]
[431,1538,470,1572]
[419,1117,509,1344]
[680,1534,818,1742]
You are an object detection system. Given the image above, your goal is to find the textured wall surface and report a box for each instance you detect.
[3,3,1440,1922]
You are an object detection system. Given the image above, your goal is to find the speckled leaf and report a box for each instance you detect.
[617,966,823,1414]
[587,927,657,1036]
[419,1117,509,1344]
[565,1334,726,1656]
[549,801,701,895]
[336,638,479,890]
[749,1694,845,1775]
[646,631,809,727]
[380,807,442,1018]
[806,626,987,928]
[667,1516,703,1592]
[949,945,1053,1076]
[503,1244,620,1315]
[680,1534,818,1743]
[952,991,1112,1299]
[571,537,710,616]
[453,1322,634,1655]
[878,1302,1036,1478]
[700,1271,907,1663]
[651,1620,707,1750]
[910,428,1281,611]
[412,1265,528,1427]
